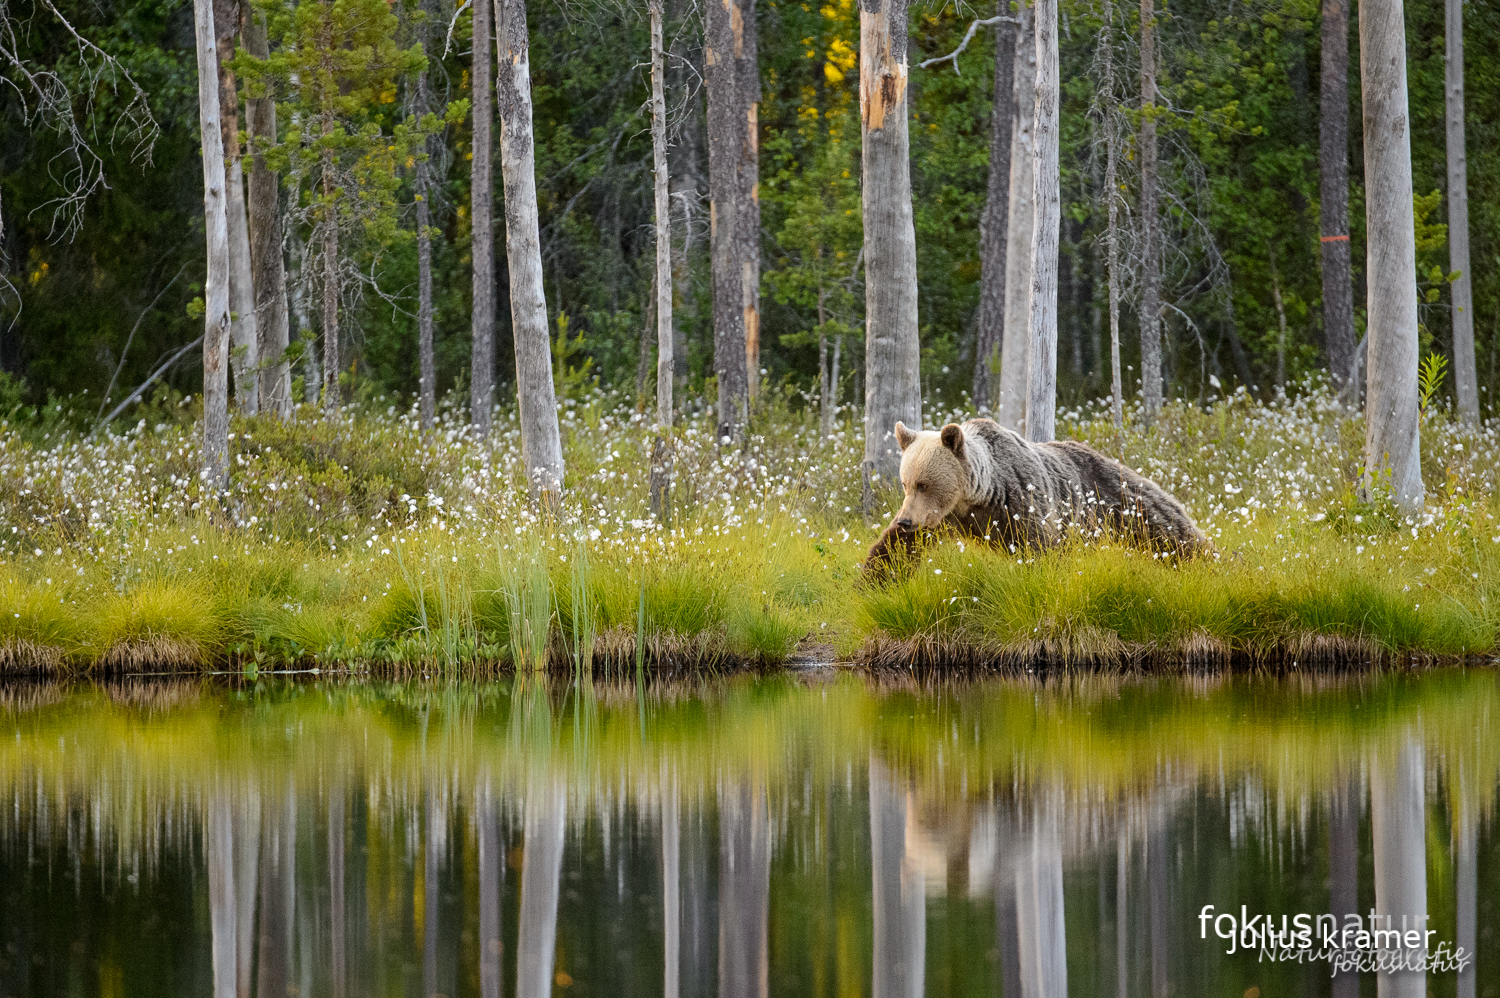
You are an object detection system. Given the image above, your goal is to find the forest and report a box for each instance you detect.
[1,0,1494,426]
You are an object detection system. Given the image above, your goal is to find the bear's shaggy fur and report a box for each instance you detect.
[865,418,1209,573]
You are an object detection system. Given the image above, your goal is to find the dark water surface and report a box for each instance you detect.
[1,671,1496,997]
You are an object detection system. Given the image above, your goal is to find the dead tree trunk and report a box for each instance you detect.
[194,0,231,485]
[1446,0,1476,422]
[318,18,340,417]
[495,0,565,497]
[998,1,1035,434]
[243,10,291,417]
[1359,0,1423,512]
[649,1,674,522]
[416,52,436,432]
[1139,0,1162,422]
[860,0,922,481]
[1320,0,1356,396]
[1026,0,1060,443]
[705,0,758,440]
[973,8,1016,411]
[472,0,496,436]
[668,0,702,391]
[1102,0,1123,429]
[214,0,258,415]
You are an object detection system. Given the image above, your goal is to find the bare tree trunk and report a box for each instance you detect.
[668,0,701,390]
[998,3,1035,434]
[495,0,565,497]
[289,230,320,402]
[1102,0,1123,429]
[1372,735,1427,998]
[1270,244,1289,391]
[973,8,1016,412]
[705,0,758,440]
[318,20,340,417]
[1026,0,1060,443]
[472,0,496,436]
[213,0,258,416]
[650,1,674,522]
[1446,0,1477,422]
[1320,0,1356,395]
[194,0,231,486]
[1139,0,1162,422]
[1360,0,1422,513]
[243,11,291,417]
[416,61,436,432]
[860,0,922,481]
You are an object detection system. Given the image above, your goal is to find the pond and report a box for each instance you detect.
[0,670,1494,997]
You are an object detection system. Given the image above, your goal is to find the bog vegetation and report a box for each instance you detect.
[2,383,1500,674]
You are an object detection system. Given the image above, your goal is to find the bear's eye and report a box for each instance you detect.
[914,482,926,493]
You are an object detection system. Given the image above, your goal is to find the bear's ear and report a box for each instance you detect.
[939,423,966,458]
[894,421,918,451]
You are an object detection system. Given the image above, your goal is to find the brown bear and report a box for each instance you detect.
[865,418,1210,573]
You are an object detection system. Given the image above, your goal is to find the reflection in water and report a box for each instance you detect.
[1,672,1498,997]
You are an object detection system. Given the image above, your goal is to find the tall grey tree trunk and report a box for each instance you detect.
[1320,0,1356,395]
[1101,0,1123,429]
[517,779,566,998]
[650,2,674,521]
[495,0,565,497]
[321,156,339,416]
[243,11,291,417]
[1270,244,1289,390]
[416,54,436,432]
[1371,735,1427,998]
[973,8,1016,412]
[1138,0,1162,422]
[214,0,258,415]
[1025,0,1060,443]
[869,756,923,998]
[860,0,922,480]
[668,0,702,390]
[1446,0,1476,423]
[998,2,1035,434]
[1360,0,1423,513]
[194,0,231,486]
[705,0,758,440]
[472,0,496,436]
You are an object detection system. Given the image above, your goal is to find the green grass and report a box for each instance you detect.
[4,385,1500,674]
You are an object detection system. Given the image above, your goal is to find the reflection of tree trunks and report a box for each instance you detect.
[233,788,260,998]
[329,788,345,998]
[424,789,443,998]
[517,780,567,998]
[663,777,681,998]
[1148,821,1167,998]
[1015,809,1066,998]
[479,784,502,998]
[255,789,296,998]
[869,758,923,998]
[1456,767,1476,998]
[682,796,718,997]
[997,871,1021,998]
[719,778,771,998]
[208,791,237,998]
[1330,776,1360,998]
[1372,736,1426,998]
[1115,826,1128,998]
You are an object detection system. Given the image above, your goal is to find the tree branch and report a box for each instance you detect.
[916,16,1019,73]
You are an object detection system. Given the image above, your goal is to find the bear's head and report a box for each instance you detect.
[891,421,970,531]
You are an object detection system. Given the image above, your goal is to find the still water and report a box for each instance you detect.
[1,671,1495,997]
